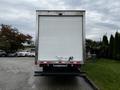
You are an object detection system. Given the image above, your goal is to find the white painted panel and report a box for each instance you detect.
[38,16,83,61]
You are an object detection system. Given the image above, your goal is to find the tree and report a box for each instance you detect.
[114,32,120,59]
[109,35,114,58]
[102,35,108,46]
[86,39,93,53]
[102,35,109,58]
[86,32,120,60]
[86,39,102,58]
[118,33,120,59]
[0,24,32,53]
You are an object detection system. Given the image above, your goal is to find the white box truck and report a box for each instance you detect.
[35,10,85,74]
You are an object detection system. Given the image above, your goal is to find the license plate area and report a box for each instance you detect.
[53,64,67,67]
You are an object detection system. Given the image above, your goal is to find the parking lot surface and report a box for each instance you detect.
[0,57,93,90]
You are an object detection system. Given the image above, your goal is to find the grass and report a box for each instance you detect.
[81,58,120,90]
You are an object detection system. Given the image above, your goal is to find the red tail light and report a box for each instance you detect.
[70,61,80,64]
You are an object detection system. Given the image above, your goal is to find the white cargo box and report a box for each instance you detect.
[35,10,85,64]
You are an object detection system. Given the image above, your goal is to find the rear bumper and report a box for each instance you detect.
[35,60,83,68]
[39,64,81,68]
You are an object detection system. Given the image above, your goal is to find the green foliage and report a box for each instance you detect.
[109,35,114,58]
[86,39,102,58]
[102,35,109,58]
[86,32,120,60]
[0,24,32,53]
[102,35,108,46]
[114,32,120,59]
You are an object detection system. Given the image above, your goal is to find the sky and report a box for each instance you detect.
[0,0,120,41]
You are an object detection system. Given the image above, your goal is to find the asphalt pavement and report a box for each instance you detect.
[0,57,94,90]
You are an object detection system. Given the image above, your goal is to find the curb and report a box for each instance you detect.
[79,73,100,90]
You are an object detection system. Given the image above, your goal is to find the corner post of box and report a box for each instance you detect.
[35,11,39,65]
[82,11,86,64]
